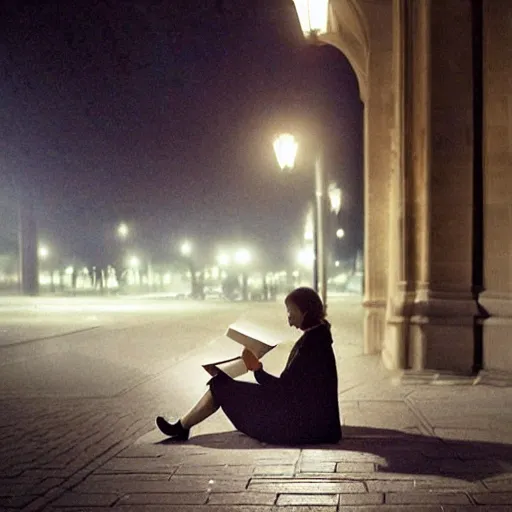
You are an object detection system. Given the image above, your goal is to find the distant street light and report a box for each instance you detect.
[180,241,192,257]
[273,133,327,307]
[328,183,342,214]
[297,247,315,268]
[217,253,231,267]
[38,246,49,260]
[128,256,140,268]
[234,248,252,266]
[117,223,129,239]
[336,228,345,239]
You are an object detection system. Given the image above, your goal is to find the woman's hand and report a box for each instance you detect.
[242,348,262,371]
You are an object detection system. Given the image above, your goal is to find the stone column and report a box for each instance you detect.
[361,1,393,356]
[479,1,512,372]
[386,0,478,372]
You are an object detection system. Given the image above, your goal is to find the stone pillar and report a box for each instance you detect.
[386,0,478,372]
[362,1,393,356]
[479,1,512,372]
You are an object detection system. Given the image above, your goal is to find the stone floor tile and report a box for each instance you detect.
[298,462,336,473]
[336,462,376,473]
[117,491,208,505]
[484,479,512,491]
[73,476,248,494]
[0,495,38,508]
[174,464,254,476]
[247,480,365,493]
[96,458,178,474]
[471,491,512,504]
[253,465,295,477]
[115,506,275,512]
[384,491,471,504]
[207,491,277,505]
[338,492,384,505]
[276,493,338,506]
[87,473,170,482]
[50,492,119,507]
[338,507,443,512]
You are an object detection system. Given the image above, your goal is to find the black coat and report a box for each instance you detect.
[209,322,342,445]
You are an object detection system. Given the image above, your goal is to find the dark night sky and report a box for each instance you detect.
[1,0,363,269]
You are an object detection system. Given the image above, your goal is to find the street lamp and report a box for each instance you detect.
[273,133,298,171]
[38,246,49,260]
[117,223,129,239]
[180,241,192,257]
[273,133,327,307]
[336,228,345,239]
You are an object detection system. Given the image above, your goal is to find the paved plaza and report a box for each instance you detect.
[1,296,512,511]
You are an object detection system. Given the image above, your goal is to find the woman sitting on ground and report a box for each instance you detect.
[156,286,342,445]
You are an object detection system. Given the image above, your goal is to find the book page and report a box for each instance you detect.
[202,357,247,378]
[225,322,283,358]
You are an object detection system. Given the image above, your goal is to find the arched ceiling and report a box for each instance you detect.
[321,0,369,101]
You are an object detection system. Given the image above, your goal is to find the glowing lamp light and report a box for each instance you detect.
[293,0,330,38]
[328,183,342,214]
[297,247,315,267]
[38,246,49,259]
[234,249,252,266]
[118,223,129,238]
[273,133,298,171]
[180,241,192,257]
[217,253,231,266]
[65,266,74,275]
[336,228,345,239]
[128,256,140,268]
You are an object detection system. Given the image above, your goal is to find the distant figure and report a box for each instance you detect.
[155,287,342,445]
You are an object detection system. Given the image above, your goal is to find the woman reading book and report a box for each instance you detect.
[155,287,342,445]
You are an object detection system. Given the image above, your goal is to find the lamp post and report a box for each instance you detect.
[273,133,327,307]
[272,1,331,307]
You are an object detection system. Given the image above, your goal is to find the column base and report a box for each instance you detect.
[479,293,512,373]
[385,289,478,372]
[363,299,386,355]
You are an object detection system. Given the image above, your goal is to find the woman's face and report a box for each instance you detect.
[286,301,305,329]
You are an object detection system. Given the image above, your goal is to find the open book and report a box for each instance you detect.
[202,322,284,378]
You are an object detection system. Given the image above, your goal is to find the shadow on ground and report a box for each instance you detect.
[156,425,512,482]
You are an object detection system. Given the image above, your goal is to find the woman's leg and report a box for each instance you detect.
[180,389,220,429]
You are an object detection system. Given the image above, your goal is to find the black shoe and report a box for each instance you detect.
[155,416,190,441]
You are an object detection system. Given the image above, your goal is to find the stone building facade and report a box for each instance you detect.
[313,0,512,373]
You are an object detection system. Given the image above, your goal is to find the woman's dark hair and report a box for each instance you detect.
[285,287,326,329]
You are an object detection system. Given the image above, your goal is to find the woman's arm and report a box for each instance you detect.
[253,367,280,386]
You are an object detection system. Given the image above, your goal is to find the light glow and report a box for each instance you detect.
[180,241,192,257]
[217,253,231,266]
[297,247,315,267]
[336,228,345,239]
[38,246,49,259]
[328,183,342,214]
[118,223,129,238]
[273,133,298,171]
[293,0,329,37]
[128,256,140,268]
[234,249,252,265]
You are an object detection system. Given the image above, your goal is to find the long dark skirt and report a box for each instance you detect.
[208,371,339,445]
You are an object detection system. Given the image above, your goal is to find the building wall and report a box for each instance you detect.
[480,0,512,371]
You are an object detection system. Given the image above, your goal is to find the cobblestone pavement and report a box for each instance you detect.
[1,297,512,511]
